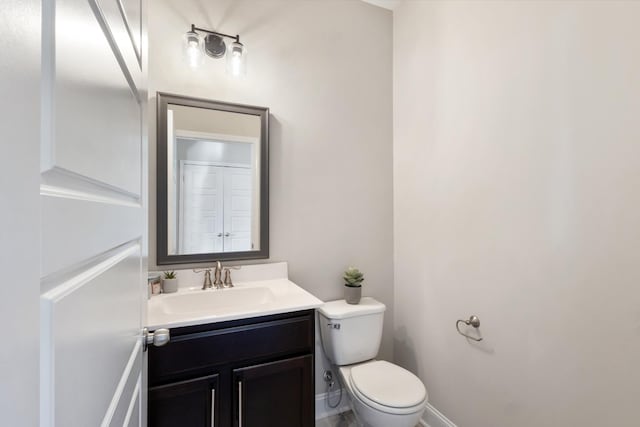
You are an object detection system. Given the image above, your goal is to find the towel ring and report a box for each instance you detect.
[456,315,483,341]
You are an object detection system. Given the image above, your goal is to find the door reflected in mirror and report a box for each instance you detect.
[157,93,268,264]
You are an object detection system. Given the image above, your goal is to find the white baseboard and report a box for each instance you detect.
[421,402,457,427]
[315,389,350,420]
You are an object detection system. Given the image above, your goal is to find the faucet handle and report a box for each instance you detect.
[193,268,213,290]
[223,268,234,288]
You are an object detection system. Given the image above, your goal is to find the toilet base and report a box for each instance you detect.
[351,396,424,427]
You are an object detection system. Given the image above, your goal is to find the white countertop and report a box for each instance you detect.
[147,277,323,330]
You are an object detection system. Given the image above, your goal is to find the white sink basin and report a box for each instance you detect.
[147,274,323,329]
[159,286,276,316]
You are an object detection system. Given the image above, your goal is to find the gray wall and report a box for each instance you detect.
[176,139,252,166]
[149,0,394,393]
[171,104,261,138]
[393,1,640,426]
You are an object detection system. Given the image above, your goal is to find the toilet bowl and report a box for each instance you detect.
[339,361,427,427]
[318,298,428,427]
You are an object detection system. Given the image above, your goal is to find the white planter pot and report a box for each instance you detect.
[163,278,178,293]
[344,285,362,304]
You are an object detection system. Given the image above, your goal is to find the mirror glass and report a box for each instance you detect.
[157,93,269,264]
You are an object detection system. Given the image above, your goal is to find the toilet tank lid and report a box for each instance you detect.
[318,297,386,319]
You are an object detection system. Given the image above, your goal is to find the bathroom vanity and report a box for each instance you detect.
[146,263,322,427]
[148,310,314,427]
[150,90,320,426]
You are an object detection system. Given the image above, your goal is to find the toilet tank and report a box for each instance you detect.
[318,298,386,366]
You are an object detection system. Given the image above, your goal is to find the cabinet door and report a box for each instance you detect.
[233,355,313,427]
[149,374,219,427]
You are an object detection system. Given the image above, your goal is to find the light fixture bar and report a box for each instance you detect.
[185,24,246,77]
[191,24,240,43]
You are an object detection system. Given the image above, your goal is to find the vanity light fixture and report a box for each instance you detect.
[184,24,247,77]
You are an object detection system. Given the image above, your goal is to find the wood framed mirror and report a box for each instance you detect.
[156,92,269,265]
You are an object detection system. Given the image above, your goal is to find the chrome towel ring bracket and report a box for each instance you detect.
[456,315,483,342]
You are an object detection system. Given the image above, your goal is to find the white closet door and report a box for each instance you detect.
[224,168,253,251]
[179,163,224,254]
[40,1,147,427]
[0,2,41,426]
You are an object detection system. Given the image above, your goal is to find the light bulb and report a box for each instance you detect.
[226,41,246,77]
[183,31,202,68]
[230,51,242,75]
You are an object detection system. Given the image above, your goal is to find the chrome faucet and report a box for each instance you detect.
[212,261,223,289]
[195,262,234,290]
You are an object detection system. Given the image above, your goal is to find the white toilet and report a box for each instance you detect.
[318,298,428,427]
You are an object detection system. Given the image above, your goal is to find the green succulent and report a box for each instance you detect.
[163,271,177,279]
[343,267,364,287]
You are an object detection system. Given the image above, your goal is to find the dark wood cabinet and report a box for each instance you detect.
[148,310,315,427]
[234,355,313,427]
[149,374,219,427]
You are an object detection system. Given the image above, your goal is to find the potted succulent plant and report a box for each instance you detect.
[343,267,364,304]
[163,271,178,293]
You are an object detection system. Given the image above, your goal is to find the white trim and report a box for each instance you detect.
[39,289,55,427]
[41,243,140,302]
[100,340,142,427]
[167,109,176,253]
[41,166,141,207]
[315,389,350,421]
[40,0,55,173]
[87,0,141,102]
[122,374,141,427]
[181,159,251,169]
[115,0,142,63]
[314,391,459,427]
[421,402,457,427]
[40,184,140,208]
[175,129,258,145]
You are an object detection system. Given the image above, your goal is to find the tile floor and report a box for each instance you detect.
[315,411,423,427]
[316,411,358,427]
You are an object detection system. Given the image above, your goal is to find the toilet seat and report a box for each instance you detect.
[348,360,427,415]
